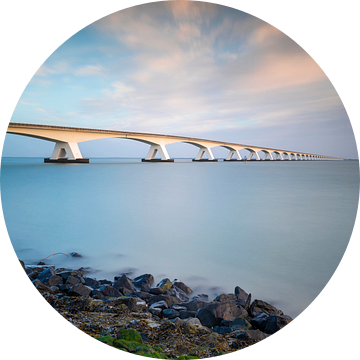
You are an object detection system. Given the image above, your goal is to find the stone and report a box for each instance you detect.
[196,302,244,328]
[156,278,173,292]
[149,287,163,295]
[177,301,207,311]
[264,314,292,334]
[117,329,143,344]
[213,325,232,334]
[132,274,154,291]
[149,307,162,317]
[162,309,180,319]
[173,281,193,294]
[230,317,252,331]
[250,299,284,317]
[149,300,168,310]
[148,294,181,308]
[192,294,209,302]
[84,277,100,288]
[134,291,152,300]
[163,286,189,302]
[98,279,112,285]
[48,275,63,287]
[91,289,106,299]
[108,296,143,311]
[214,294,236,302]
[28,271,39,280]
[70,252,82,257]
[250,312,269,331]
[98,284,122,297]
[68,283,93,297]
[234,286,248,302]
[235,329,268,341]
[19,259,25,270]
[181,321,198,335]
[179,310,196,319]
[171,304,188,311]
[32,279,41,287]
[37,267,55,283]
[57,270,82,280]
[113,274,137,293]
[65,275,82,286]
[36,283,54,293]
[186,317,202,327]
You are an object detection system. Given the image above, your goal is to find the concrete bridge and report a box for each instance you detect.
[6,122,342,163]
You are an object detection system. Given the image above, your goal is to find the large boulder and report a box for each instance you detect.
[37,267,55,284]
[66,275,83,286]
[149,300,168,310]
[196,302,245,328]
[179,310,196,319]
[250,312,269,331]
[98,284,122,297]
[230,317,252,331]
[264,314,292,334]
[48,275,63,287]
[84,277,100,288]
[234,286,248,302]
[148,294,181,308]
[163,286,189,302]
[162,309,180,319]
[249,299,284,317]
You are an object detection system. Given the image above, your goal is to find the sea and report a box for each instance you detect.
[0,157,358,318]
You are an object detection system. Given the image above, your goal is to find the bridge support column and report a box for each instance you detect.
[248,151,261,161]
[224,150,242,161]
[193,147,218,161]
[262,151,274,160]
[44,142,89,163]
[142,144,174,162]
[274,152,284,160]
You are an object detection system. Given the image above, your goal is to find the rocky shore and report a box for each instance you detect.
[21,259,293,358]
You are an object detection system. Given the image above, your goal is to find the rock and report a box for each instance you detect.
[192,294,209,302]
[98,279,112,285]
[250,312,269,331]
[108,296,143,311]
[149,300,168,310]
[156,278,173,292]
[70,252,82,257]
[234,286,248,302]
[214,294,236,302]
[57,270,82,280]
[36,283,54,293]
[68,283,93,297]
[181,321,198,334]
[250,299,284,317]
[32,279,41,287]
[113,274,137,293]
[117,329,143,343]
[148,294,181,308]
[162,309,180,319]
[91,289,106,299]
[244,293,251,311]
[37,267,55,283]
[196,302,245,328]
[230,317,252,331]
[149,287,163,295]
[186,317,202,327]
[19,259,25,270]
[163,286,189,302]
[264,314,292,334]
[28,271,39,280]
[213,325,232,334]
[179,310,196,319]
[132,274,154,292]
[134,291,152,300]
[37,262,46,265]
[173,281,193,294]
[98,284,122,297]
[65,275,82,286]
[149,307,162,317]
[171,304,188,311]
[235,329,268,341]
[84,277,100,288]
[48,275,63,287]
[177,301,207,311]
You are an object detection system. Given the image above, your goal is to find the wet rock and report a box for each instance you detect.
[149,307,162,317]
[162,309,180,319]
[91,289,106,299]
[179,310,196,319]
[163,286,189,302]
[68,283,93,297]
[178,301,207,311]
[173,281,193,294]
[264,314,292,334]
[196,302,244,328]
[156,278,173,292]
[70,252,82,257]
[134,291,151,300]
[84,277,100,288]
[213,325,232,334]
[214,293,236,302]
[149,287,163,295]
[250,299,284,317]
[234,286,248,302]
[35,283,54,294]
[148,294,181,308]
[171,304,188,311]
[98,284,122,297]
[48,275,63,287]
[108,296,143,311]
[149,300,168,310]
[113,274,137,293]
[244,293,251,311]
[57,270,82,281]
[132,274,154,292]
[66,275,82,286]
[250,312,269,331]
[192,294,209,302]
[37,267,55,284]
[230,317,252,331]
[28,271,39,280]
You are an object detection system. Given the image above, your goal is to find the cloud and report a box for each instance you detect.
[74,65,104,76]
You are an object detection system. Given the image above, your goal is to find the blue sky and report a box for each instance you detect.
[2,1,358,159]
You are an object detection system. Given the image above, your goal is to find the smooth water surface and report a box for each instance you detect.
[1,157,358,317]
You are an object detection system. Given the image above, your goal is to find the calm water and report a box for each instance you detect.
[1,157,358,317]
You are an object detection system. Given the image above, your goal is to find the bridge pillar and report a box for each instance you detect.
[248,151,261,160]
[44,141,89,163]
[262,151,274,160]
[142,144,174,162]
[274,152,284,160]
[193,147,218,161]
[224,150,242,161]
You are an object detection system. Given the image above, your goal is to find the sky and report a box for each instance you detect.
[2,0,358,159]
